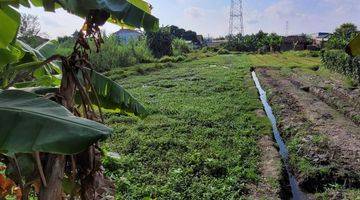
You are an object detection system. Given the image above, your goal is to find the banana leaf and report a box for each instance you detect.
[35,40,59,59]
[0,89,112,155]
[5,0,158,31]
[80,68,147,117]
[346,34,360,56]
[0,5,20,48]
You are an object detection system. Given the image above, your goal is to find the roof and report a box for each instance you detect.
[114,29,142,35]
[311,32,331,39]
[283,35,307,43]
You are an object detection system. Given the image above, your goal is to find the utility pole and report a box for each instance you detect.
[229,0,244,36]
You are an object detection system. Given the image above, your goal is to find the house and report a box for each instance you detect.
[310,32,331,48]
[113,29,143,43]
[281,35,308,51]
[205,38,228,47]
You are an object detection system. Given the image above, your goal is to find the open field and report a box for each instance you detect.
[101,54,279,199]
[101,52,360,199]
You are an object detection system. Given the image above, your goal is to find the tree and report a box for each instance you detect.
[146,27,173,58]
[19,14,41,38]
[224,31,281,52]
[327,23,358,49]
[0,0,158,199]
[18,14,46,47]
[334,23,358,41]
[266,33,282,52]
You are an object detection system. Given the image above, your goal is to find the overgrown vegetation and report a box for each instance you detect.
[326,23,358,50]
[224,31,282,53]
[172,38,192,56]
[321,50,360,82]
[56,31,193,72]
[0,0,158,199]
[322,23,360,82]
[89,36,155,71]
[146,27,173,58]
[102,55,271,199]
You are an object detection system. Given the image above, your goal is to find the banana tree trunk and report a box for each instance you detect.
[39,155,65,200]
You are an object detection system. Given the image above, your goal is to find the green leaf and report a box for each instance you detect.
[0,89,112,155]
[0,43,24,70]
[16,40,62,87]
[19,40,61,74]
[128,0,151,14]
[25,0,158,31]
[0,5,20,48]
[81,68,147,117]
[35,40,59,59]
[0,48,17,69]
[346,34,360,56]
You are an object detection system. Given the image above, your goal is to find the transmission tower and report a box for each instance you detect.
[285,21,289,36]
[229,0,244,36]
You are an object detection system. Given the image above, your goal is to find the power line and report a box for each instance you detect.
[229,0,244,36]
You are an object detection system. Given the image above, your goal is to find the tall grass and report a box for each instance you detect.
[172,38,192,56]
[56,35,197,72]
[89,36,155,72]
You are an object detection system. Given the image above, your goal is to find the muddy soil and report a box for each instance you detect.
[256,68,360,196]
[249,110,282,199]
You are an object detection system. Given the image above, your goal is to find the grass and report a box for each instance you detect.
[101,51,358,198]
[101,54,271,199]
[248,51,321,69]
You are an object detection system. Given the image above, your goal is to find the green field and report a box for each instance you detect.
[248,51,321,69]
[101,55,270,199]
[100,52,325,199]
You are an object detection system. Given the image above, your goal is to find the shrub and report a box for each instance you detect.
[172,38,191,56]
[89,36,136,71]
[129,39,156,63]
[88,36,155,72]
[146,28,173,58]
[321,50,360,82]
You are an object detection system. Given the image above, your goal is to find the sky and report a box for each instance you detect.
[19,0,360,39]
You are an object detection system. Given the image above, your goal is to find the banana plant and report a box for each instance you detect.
[0,0,158,199]
[346,33,360,56]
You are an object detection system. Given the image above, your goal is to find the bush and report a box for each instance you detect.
[321,50,360,82]
[146,28,173,58]
[129,39,156,63]
[172,38,192,56]
[89,36,155,72]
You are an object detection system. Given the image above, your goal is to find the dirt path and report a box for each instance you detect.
[256,68,360,194]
